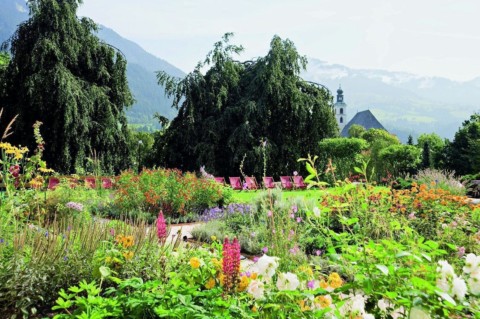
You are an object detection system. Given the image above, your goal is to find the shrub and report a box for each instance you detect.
[415,168,466,196]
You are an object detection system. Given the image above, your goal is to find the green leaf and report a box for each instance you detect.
[375,264,389,276]
[306,163,316,175]
[99,266,111,279]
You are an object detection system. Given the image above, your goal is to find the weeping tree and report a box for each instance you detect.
[2,0,133,173]
[155,33,338,177]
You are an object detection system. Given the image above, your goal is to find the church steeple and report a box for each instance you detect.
[336,85,344,103]
[334,85,347,132]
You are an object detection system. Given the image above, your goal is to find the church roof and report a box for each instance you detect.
[341,110,386,137]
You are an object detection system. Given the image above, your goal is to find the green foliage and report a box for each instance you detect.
[3,0,133,173]
[417,133,445,168]
[113,168,230,220]
[379,144,421,177]
[446,113,480,175]
[318,138,369,180]
[347,124,366,138]
[155,33,337,177]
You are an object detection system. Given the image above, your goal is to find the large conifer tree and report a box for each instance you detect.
[156,34,338,177]
[3,0,133,173]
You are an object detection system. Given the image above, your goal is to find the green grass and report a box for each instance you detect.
[230,188,325,203]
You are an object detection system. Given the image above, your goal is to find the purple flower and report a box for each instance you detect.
[408,212,416,220]
[243,182,248,190]
[293,171,298,176]
[307,280,315,289]
[457,246,466,258]
[315,250,323,256]
[253,256,259,262]
[262,247,268,254]
[109,228,115,236]
[0,239,4,244]
[296,217,302,223]
[290,213,295,219]
[291,205,298,213]
[267,210,273,217]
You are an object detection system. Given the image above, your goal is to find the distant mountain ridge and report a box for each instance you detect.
[0,0,185,129]
[303,59,480,141]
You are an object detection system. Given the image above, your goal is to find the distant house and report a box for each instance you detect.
[333,86,386,137]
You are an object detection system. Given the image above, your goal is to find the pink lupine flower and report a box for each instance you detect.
[223,237,241,294]
[156,211,167,242]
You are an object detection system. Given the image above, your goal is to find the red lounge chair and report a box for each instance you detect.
[245,176,259,190]
[101,177,113,189]
[85,176,96,189]
[214,177,226,185]
[263,177,275,189]
[229,177,242,190]
[293,175,307,189]
[280,176,293,190]
[48,177,60,190]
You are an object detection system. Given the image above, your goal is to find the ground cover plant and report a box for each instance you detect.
[0,123,479,318]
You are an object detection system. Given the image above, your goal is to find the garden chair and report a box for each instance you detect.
[245,176,259,190]
[280,176,293,190]
[84,176,96,189]
[293,175,307,190]
[228,177,243,190]
[48,177,60,190]
[214,177,226,185]
[263,176,276,189]
[101,177,113,189]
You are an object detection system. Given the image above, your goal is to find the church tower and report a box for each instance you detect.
[334,85,347,132]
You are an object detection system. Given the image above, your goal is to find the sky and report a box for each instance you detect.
[78,0,480,82]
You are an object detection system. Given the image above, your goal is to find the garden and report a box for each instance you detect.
[0,132,479,319]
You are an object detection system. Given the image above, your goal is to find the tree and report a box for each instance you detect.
[407,134,414,145]
[421,141,430,169]
[156,34,337,177]
[318,137,369,179]
[446,114,480,175]
[0,52,9,100]
[416,133,445,168]
[379,144,421,177]
[348,124,366,138]
[3,0,133,173]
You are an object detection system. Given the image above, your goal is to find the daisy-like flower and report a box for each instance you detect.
[247,279,265,299]
[276,272,300,291]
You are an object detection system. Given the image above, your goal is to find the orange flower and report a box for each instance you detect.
[190,257,201,269]
[205,277,216,289]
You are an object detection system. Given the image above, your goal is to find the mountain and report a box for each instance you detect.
[303,59,480,141]
[0,0,184,130]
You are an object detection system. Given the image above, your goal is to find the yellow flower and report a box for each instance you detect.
[314,295,332,308]
[298,300,311,312]
[217,273,225,286]
[211,258,222,270]
[105,256,113,263]
[122,235,134,248]
[190,257,201,269]
[299,265,314,277]
[210,235,217,241]
[250,272,258,280]
[328,272,343,289]
[238,275,249,292]
[205,277,216,289]
[39,167,54,173]
[122,251,134,260]
[251,306,257,312]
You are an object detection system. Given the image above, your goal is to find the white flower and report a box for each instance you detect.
[276,272,300,291]
[463,253,480,275]
[377,298,392,312]
[351,293,367,314]
[436,277,450,292]
[437,260,455,278]
[254,254,280,278]
[409,307,430,319]
[363,314,375,319]
[467,275,480,295]
[391,307,406,319]
[313,207,321,218]
[451,276,468,300]
[247,279,265,299]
